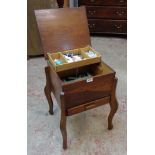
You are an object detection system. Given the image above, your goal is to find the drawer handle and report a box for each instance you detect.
[85,104,96,110]
[115,11,123,16]
[88,23,96,28]
[120,0,125,2]
[88,10,96,15]
[114,10,126,16]
[114,24,122,29]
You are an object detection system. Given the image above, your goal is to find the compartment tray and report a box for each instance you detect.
[47,45,101,72]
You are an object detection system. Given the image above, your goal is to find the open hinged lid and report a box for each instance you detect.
[35,7,91,59]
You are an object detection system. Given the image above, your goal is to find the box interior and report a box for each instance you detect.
[57,62,113,83]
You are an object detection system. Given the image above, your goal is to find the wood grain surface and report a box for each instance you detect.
[35,7,91,59]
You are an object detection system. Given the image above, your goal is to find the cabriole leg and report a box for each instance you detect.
[44,67,53,115]
[108,78,118,130]
[60,94,67,149]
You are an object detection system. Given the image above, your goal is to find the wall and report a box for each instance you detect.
[27,0,58,56]
[69,0,78,7]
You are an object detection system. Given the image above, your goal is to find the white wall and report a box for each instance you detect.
[69,0,78,7]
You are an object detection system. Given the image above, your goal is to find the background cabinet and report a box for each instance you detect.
[78,0,127,34]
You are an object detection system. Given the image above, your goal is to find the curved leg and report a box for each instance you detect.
[108,78,118,130]
[44,67,53,115]
[60,94,67,149]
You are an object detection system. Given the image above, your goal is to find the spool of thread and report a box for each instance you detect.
[54,59,63,65]
[86,50,97,58]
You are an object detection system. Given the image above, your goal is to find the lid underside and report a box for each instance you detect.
[35,7,91,59]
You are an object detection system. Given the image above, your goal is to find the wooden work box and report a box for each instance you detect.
[35,7,118,149]
[48,60,116,114]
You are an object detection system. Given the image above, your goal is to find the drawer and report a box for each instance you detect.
[67,96,110,116]
[88,19,127,34]
[59,62,115,108]
[86,6,127,19]
[79,0,127,6]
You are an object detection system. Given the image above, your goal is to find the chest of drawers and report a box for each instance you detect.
[78,0,127,34]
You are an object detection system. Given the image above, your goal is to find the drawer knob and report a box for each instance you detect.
[90,0,95,2]
[85,104,96,110]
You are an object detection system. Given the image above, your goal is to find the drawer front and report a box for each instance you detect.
[63,74,114,108]
[88,19,127,34]
[79,0,127,6]
[86,6,127,19]
[67,96,110,116]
